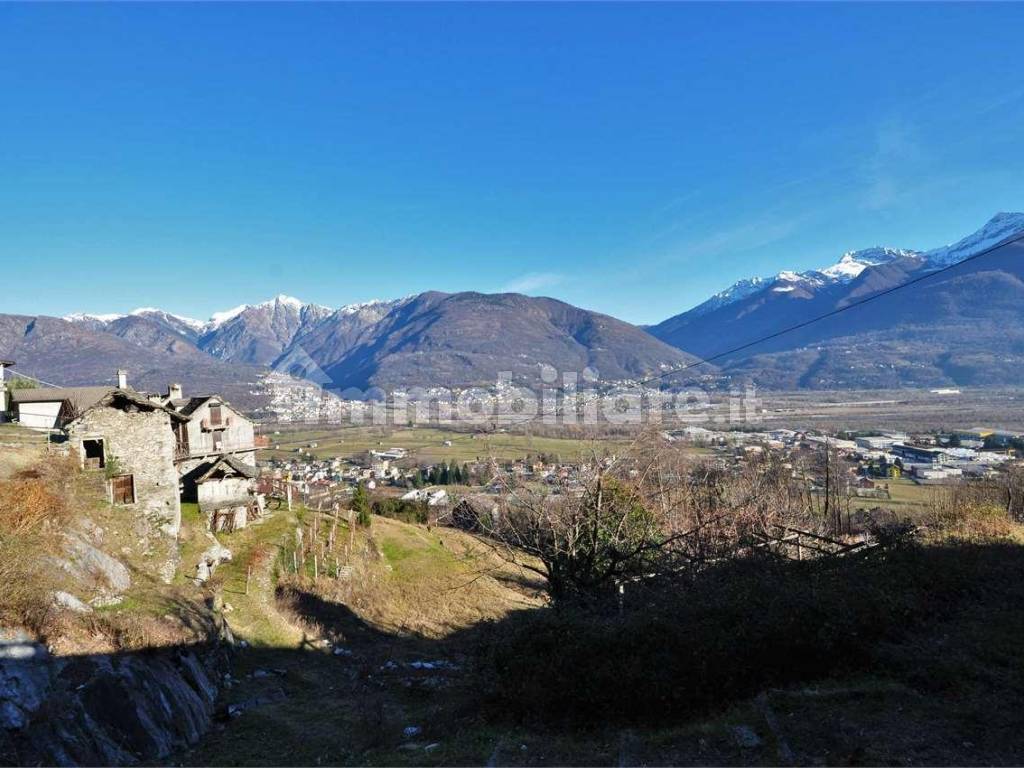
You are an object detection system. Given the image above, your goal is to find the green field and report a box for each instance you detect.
[850,476,936,515]
[259,425,632,464]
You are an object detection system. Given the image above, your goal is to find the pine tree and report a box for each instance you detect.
[352,483,372,527]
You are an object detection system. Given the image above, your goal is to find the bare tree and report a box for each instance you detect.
[470,436,818,606]
[1000,464,1024,521]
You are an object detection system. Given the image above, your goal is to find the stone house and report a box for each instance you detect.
[160,385,261,530]
[1,367,264,535]
[63,388,187,538]
[194,454,262,532]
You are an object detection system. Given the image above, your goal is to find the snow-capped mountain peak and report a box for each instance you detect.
[925,212,1024,268]
[129,308,206,332]
[62,311,125,323]
[334,296,414,317]
[66,294,383,333]
[818,247,919,281]
[685,277,770,318]
[208,304,250,328]
[208,296,299,327]
[686,219,1016,318]
[202,295,331,330]
[776,270,804,282]
[264,294,304,309]
[337,299,389,315]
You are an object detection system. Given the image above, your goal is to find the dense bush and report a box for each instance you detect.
[472,542,1021,724]
[371,497,429,524]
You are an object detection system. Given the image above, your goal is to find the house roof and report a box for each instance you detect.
[12,386,188,424]
[168,395,242,418]
[196,454,258,483]
[11,386,115,412]
[169,396,212,416]
[98,389,189,421]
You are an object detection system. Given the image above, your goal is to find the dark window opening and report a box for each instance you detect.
[110,474,135,505]
[208,404,223,426]
[83,438,105,470]
[174,422,189,457]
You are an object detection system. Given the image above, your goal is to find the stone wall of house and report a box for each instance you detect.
[177,456,208,502]
[198,475,252,506]
[67,407,181,538]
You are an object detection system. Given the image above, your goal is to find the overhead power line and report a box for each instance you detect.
[4,369,63,389]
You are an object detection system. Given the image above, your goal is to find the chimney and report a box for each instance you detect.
[116,369,128,389]
[168,383,183,400]
[0,361,11,419]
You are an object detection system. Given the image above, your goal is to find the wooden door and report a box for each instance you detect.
[111,474,135,504]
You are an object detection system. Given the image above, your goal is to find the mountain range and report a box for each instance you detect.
[648,212,1024,388]
[3,212,1023,400]
[3,293,693,401]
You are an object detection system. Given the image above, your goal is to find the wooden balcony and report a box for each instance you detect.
[174,441,257,462]
[200,416,232,431]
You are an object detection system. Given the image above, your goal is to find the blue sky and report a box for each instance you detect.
[2,3,1023,325]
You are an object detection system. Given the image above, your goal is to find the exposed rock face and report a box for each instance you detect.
[195,540,233,585]
[51,592,92,614]
[0,631,227,766]
[62,532,132,594]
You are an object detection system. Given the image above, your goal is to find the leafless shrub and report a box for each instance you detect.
[927,479,1014,540]
[471,436,824,606]
[999,464,1024,521]
[0,460,77,633]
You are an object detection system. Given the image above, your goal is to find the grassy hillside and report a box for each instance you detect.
[0,434,222,654]
[184,489,1024,766]
[6,429,1024,765]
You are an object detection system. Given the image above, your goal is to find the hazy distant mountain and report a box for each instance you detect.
[0,314,263,405]
[279,291,694,391]
[30,292,691,395]
[649,212,1024,388]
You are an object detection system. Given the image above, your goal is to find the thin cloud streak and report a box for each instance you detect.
[499,272,565,295]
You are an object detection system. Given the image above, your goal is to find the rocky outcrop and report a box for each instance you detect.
[195,538,232,585]
[62,531,132,594]
[0,631,228,766]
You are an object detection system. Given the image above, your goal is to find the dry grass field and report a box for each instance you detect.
[258,424,633,464]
